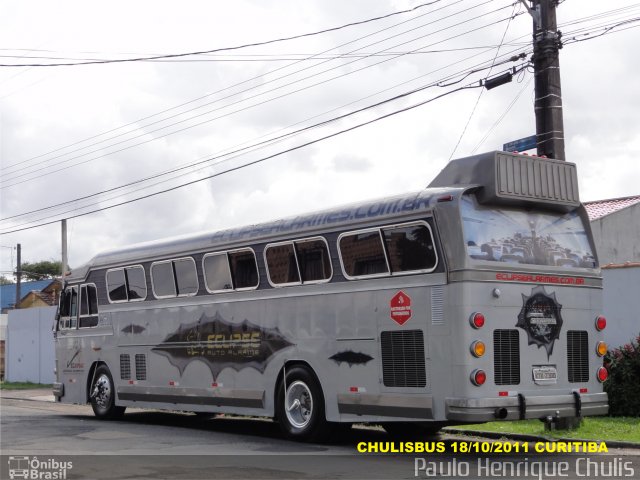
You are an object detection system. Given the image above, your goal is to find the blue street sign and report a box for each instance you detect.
[503,135,537,152]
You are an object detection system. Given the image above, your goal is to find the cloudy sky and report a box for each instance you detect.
[0,0,638,274]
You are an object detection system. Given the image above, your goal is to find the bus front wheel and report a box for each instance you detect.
[276,366,330,442]
[90,365,125,419]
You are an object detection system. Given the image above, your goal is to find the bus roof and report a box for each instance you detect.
[68,186,465,280]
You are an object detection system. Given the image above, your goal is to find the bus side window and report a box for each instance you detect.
[295,238,332,282]
[79,284,99,328]
[203,253,234,292]
[265,243,300,285]
[382,223,437,273]
[151,261,176,298]
[228,250,259,289]
[339,231,389,278]
[69,287,78,329]
[173,258,198,296]
[125,266,147,300]
[106,268,128,302]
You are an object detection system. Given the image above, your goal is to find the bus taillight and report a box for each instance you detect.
[471,369,486,386]
[595,315,607,331]
[597,367,608,383]
[470,312,485,329]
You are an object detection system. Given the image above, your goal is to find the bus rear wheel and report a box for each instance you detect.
[90,365,125,419]
[276,366,331,442]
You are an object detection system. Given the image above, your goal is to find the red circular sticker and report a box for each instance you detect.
[390,291,412,325]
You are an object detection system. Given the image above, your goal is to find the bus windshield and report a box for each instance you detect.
[461,195,596,269]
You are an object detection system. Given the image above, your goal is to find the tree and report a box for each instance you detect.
[20,260,64,281]
[0,275,14,285]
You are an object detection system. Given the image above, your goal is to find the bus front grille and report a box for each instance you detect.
[120,354,131,380]
[567,331,589,382]
[381,330,426,388]
[493,329,520,385]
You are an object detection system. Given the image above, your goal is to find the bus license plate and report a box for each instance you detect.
[532,366,557,384]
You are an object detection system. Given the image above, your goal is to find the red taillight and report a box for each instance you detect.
[471,369,486,386]
[470,312,485,329]
[597,367,608,383]
[595,316,607,331]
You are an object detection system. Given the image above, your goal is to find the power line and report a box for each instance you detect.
[2,45,529,224]
[0,0,446,67]
[0,82,485,235]
[1,1,517,186]
[1,0,474,174]
[448,1,519,160]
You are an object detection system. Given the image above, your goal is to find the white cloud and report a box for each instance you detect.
[1,0,638,270]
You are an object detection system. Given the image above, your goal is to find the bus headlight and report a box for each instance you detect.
[596,341,607,357]
[470,340,486,357]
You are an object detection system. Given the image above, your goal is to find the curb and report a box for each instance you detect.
[445,428,640,450]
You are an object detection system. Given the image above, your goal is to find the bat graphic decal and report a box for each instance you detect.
[329,351,374,367]
[152,311,294,379]
[120,324,146,334]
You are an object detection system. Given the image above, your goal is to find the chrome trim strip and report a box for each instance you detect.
[337,393,433,419]
[117,386,264,409]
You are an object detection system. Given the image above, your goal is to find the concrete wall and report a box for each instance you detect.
[602,266,640,348]
[6,307,56,384]
[590,202,640,264]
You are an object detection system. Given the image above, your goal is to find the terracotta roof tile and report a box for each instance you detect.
[584,195,640,221]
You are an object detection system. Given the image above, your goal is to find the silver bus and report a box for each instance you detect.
[53,151,608,441]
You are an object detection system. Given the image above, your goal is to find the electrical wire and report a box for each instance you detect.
[0,82,485,235]
[1,59,529,230]
[0,0,446,67]
[0,0,478,174]
[1,45,529,223]
[1,2,518,186]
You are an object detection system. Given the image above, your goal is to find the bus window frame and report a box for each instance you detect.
[337,220,438,281]
[264,236,333,288]
[173,257,199,298]
[59,285,79,330]
[78,283,100,329]
[150,257,199,299]
[202,248,260,293]
[106,265,147,304]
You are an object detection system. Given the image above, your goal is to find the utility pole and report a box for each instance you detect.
[61,219,68,279]
[15,243,21,309]
[530,0,565,160]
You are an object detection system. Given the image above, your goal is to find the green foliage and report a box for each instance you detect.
[604,334,640,417]
[20,260,63,281]
[0,275,14,285]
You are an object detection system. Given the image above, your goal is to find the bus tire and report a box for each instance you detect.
[90,365,125,419]
[383,422,442,438]
[276,366,330,442]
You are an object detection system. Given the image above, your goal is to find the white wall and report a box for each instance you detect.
[602,266,640,349]
[6,307,56,384]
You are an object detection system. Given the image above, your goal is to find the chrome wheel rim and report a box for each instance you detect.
[93,373,112,409]
[285,380,313,429]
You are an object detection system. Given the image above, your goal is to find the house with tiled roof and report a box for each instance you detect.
[0,279,54,313]
[584,194,640,348]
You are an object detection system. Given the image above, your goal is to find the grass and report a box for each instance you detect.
[448,417,640,444]
[0,381,52,390]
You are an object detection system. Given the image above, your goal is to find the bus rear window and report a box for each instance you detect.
[460,195,596,269]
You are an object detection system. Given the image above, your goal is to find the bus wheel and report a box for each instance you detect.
[90,365,125,419]
[383,422,442,438]
[276,366,330,442]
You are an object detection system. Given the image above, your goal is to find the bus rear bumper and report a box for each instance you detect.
[445,392,608,422]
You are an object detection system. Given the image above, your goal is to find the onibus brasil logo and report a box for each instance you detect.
[8,456,72,480]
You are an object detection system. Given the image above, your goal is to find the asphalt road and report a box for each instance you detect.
[1,391,638,480]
